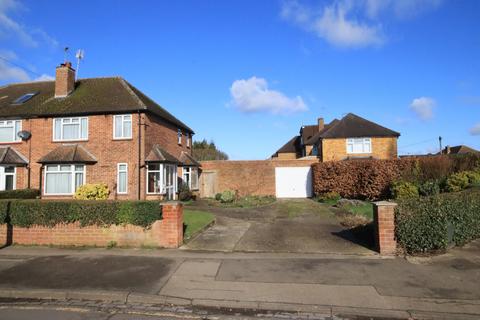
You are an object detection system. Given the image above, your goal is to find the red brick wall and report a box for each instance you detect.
[0,203,183,248]
[1,113,190,200]
[199,159,319,197]
[373,202,397,255]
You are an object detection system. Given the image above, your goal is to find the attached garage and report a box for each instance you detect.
[275,167,313,198]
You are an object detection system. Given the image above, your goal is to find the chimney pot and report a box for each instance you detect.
[318,117,324,131]
[55,61,75,98]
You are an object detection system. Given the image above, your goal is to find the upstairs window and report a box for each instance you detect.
[177,129,182,144]
[53,117,88,141]
[113,115,132,139]
[12,92,37,105]
[0,120,21,142]
[346,138,371,154]
[186,133,190,147]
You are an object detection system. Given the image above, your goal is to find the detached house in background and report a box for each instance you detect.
[272,113,400,162]
[0,62,199,199]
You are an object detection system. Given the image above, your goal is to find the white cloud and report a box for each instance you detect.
[230,76,307,114]
[33,74,54,82]
[0,0,57,48]
[281,0,384,48]
[470,123,480,136]
[0,49,29,82]
[410,97,436,120]
[281,0,443,48]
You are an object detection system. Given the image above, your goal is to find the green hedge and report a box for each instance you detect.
[395,188,480,253]
[0,200,162,228]
[0,189,40,199]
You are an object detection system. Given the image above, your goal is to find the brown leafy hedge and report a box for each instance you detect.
[312,159,415,200]
[312,154,480,200]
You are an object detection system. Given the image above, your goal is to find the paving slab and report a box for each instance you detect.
[216,257,480,300]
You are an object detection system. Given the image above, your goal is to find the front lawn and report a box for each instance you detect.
[207,195,276,208]
[183,209,215,241]
[341,202,374,220]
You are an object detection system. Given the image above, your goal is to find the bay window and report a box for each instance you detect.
[44,164,85,195]
[146,163,177,199]
[182,167,199,190]
[0,120,21,142]
[113,115,132,139]
[117,163,128,194]
[346,138,372,154]
[53,117,88,141]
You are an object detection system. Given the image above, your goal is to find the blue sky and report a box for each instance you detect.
[0,0,479,159]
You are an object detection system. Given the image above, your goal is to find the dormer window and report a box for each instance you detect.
[12,92,38,105]
[177,129,182,144]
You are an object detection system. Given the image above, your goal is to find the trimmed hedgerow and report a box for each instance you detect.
[0,189,39,200]
[1,200,162,228]
[395,189,480,254]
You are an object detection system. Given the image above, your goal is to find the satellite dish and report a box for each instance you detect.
[17,130,31,141]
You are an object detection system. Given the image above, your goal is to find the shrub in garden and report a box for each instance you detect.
[418,180,440,197]
[396,189,480,253]
[445,172,470,192]
[316,191,340,203]
[74,183,110,200]
[465,170,480,186]
[178,183,193,201]
[214,193,222,201]
[390,181,419,200]
[220,190,235,203]
[0,189,39,200]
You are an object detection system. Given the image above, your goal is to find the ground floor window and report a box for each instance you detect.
[0,166,16,191]
[346,137,371,154]
[147,163,177,199]
[117,163,128,194]
[44,164,85,195]
[182,167,199,190]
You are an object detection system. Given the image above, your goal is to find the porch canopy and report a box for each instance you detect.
[0,147,28,166]
[37,144,97,164]
[179,151,200,167]
[145,145,180,164]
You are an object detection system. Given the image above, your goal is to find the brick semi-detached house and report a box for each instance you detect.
[0,62,199,200]
[272,113,400,162]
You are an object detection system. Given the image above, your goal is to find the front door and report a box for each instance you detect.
[163,164,177,200]
[0,166,16,191]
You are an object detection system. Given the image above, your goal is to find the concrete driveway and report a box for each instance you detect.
[183,199,374,254]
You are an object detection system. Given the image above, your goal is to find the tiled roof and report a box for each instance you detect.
[37,144,97,164]
[179,151,200,166]
[443,145,479,154]
[0,77,193,133]
[0,147,28,165]
[145,145,180,163]
[275,135,301,154]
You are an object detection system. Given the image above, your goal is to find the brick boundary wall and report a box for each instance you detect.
[373,201,397,255]
[200,159,319,197]
[0,203,183,249]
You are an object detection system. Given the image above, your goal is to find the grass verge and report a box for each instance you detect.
[183,209,215,241]
[342,202,374,220]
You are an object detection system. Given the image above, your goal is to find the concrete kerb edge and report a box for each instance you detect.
[1,289,480,319]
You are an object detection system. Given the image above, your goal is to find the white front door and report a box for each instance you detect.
[0,166,16,191]
[275,167,312,198]
[163,164,177,200]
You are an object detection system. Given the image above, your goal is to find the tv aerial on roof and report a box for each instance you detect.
[75,49,85,80]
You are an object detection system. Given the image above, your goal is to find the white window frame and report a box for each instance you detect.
[146,163,177,196]
[113,114,133,140]
[182,166,199,190]
[346,137,372,154]
[186,133,190,147]
[43,164,86,196]
[177,129,182,145]
[146,164,163,195]
[0,166,16,191]
[117,163,128,194]
[53,117,88,142]
[0,120,22,142]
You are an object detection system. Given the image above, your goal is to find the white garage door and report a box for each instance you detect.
[275,167,313,198]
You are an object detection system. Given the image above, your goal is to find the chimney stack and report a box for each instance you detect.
[318,117,324,131]
[55,62,75,98]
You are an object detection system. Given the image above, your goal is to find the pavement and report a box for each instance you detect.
[183,200,373,254]
[0,242,479,320]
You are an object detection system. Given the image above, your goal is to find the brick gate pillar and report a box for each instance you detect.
[157,202,184,248]
[373,201,397,255]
